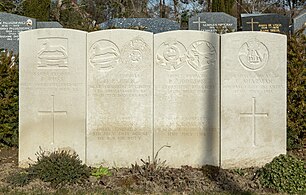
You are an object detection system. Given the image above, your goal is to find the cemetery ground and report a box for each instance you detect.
[0,146,305,194]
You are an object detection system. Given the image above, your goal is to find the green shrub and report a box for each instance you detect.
[27,150,90,188]
[6,171,32,187]
[258,154,306,193]
[287,32,306,149]
[287,31,306,149]
[0,50,19,147]
[21,0,50,21]
[91,166,112,178]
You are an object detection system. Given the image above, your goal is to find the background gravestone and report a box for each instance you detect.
[221,32,286,168]
[87,29,153,167]
[189,12,237,33]
[0,12,36,52]
[19,29,87,167]
[99,18,180,33]
[37,21,63,28]
[154,31,219,167]
[293,10,306,35]
[241,13,290,34]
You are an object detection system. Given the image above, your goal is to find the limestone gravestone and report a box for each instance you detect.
[0,12,36,52]
[189,12,237,33]
[87,30,153,167]
[293,11,306,35]
[154,31,220,167]
[241,13,290,34]
[99,18,180,33]
[19,29,287,169]
[221,32,286,168]
[19,29,87,167]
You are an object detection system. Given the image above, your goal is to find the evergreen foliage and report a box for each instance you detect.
[212,0,235,14]
[0,50,18,147]
[7,150,91,188]
[287,31,306,149]
[51,0,94,31]
[27,150,90,188]
[258,154,306,193]
[22,0,50,21]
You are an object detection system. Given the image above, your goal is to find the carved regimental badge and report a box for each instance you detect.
[37,38,68,69]
[239,39,269,71]
[187,41,217,71]
[121,37,151,71]
[156,40,186,71]
[89,40,120,71]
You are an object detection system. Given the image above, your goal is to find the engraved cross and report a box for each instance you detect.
[240,97,268,147]
[38,95,67,145]
[246,18,259,31]
[193,17,206,30]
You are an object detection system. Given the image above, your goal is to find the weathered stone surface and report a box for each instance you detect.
[220,32,286,168]
[293,10,306,35]
[87,29,153,167]
[0,12,36,53]
[189,12,237,33]
[100,18,180,33]
[241,13,290,33]
[154,30,220,167]
[37,21,63,28]
[19,29,87,167]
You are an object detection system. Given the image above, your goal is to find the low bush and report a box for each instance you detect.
[27,150,91,188]
[0,50,18,147]
[258,154,306,193]
[7,149,91,188]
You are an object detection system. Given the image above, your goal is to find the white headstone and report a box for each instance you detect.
[221,32,286,168]
[154,31,220,167]
[87,29,153,166]
[19,29,87,167]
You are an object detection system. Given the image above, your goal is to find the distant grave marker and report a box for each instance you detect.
[99,18,180,33]
[0,12,63,53]
[0,12,36,52]
[293,11,306,35]
[241,13,290,33]
[189,12,237,33]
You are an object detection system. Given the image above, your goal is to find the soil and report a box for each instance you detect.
[0,147,304,194]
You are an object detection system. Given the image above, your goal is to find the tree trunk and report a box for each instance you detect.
[173,0,178,21]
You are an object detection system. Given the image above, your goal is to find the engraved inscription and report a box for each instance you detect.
[90,117,149,141]
[187,41,216,71]
[0,18,34,42]
[222,73,284,94]
[38,95,67,145]
[240,97,268,147]
[89,73,150,97]
[156,40,186,71]
[89,40,120,71]
[37,38,68,69]
[239,39,269,71]
[121,37,150,71]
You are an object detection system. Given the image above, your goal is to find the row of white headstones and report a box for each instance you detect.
[19,29,286,168]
